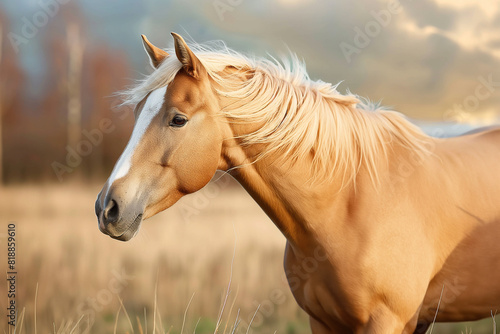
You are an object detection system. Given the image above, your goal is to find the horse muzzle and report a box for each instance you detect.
[95,191,143,241]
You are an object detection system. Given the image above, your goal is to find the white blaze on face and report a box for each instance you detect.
[107,86,167,189]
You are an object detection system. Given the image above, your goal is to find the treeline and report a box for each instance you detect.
[0,5,136,184]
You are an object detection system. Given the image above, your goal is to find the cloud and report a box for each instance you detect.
[402,0,458,31]
[190,0,500,120]
[3,0,500,123]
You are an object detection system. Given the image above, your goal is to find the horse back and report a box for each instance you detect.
[419,125,500,323]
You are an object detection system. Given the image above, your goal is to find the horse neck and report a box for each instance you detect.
[221,125,425,254]
[215,68,431,251]
[219,117,356,251]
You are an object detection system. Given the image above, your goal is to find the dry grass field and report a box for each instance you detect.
[0,174,497,333]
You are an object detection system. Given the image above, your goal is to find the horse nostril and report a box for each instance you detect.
[103,199,119,224]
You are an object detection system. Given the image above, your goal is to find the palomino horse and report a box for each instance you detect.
[95,33,500,333]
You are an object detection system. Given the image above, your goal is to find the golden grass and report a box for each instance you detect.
[0,175,497,333]
[0,175,306,333]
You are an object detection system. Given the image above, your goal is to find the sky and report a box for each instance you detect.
[2,0,500,124]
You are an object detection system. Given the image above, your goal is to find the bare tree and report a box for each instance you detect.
[66,22,84,154]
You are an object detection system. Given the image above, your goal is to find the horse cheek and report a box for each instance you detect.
[175,130,220,194]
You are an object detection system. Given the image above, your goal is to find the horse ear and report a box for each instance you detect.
[141,35,169,69]
[171,32,206,79]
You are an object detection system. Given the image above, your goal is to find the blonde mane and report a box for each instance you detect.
[121,39,431,186]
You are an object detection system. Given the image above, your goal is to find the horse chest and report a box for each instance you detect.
[283,242,371,330]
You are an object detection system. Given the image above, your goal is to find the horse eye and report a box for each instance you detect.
[170,115,187,127]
